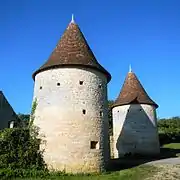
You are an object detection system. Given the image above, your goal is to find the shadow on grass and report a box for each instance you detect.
[107,147,180,172]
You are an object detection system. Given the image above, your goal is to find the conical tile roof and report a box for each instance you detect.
[32,20,111,82]
[113,71,158,108]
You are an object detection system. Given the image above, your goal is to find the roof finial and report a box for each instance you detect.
[71,14,75,23]
[129,64,132,73]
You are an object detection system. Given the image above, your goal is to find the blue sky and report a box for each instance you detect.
[0,0,180,118]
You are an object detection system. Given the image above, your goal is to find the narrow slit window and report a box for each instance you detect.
[90,141,99,149]
[40,86,42,90]
[82,109,86,115]
[79,81,84,85]
[57,83,60,86]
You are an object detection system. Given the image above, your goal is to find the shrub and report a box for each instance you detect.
[158,117,180,145]
[0,126,46,170]
[0,168,50,179]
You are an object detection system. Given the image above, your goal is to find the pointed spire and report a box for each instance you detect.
[32,17,111,82]
[129,64,132,73]
[113,71,158,108]
[71,14,75,23]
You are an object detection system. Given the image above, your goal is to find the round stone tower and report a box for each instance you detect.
[32,17,111,173]
[112,67,160,158]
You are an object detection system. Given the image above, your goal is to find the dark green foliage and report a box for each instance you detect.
[0,98,47,178]
[0,127,46,170]
[18,113,30,127]
[18,114,30,122]
[0,168,68,179]
[0,168,49,179]
[158,116,180,145]
[29,98,38,128]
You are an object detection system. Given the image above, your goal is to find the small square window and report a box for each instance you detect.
[82,109,86,114]
[40,86,42,89]
[79,81,84,85]
[90,141,99,149]
[57,83,60,86]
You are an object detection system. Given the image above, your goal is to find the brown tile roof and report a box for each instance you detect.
[113,71,158,108]
[32,21,111,82]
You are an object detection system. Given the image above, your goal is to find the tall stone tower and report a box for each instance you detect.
[112,68,160,158]
[32,17,111,173]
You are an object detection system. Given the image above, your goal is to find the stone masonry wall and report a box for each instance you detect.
[33,67,110,173]
[112,104,160,158]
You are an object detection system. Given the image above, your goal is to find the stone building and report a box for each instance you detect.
[112,67,160,158]
[0,91,19,129]
[32,17,111,173]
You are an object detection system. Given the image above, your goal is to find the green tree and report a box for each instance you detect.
[18,114,30,127]
[108,100,114,135]
[158,116,180,145]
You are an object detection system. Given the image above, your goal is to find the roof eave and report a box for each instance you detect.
[112,102,159,109]
[32,64,111,83]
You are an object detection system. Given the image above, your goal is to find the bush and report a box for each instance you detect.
[0,168,49,179]
[0,126,46,170]
[158,117,180,145]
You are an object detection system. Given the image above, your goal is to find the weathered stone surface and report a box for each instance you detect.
[33,67,110,173]
[112,104,160,158]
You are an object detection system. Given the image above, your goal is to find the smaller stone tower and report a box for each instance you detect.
[112,67,160,158]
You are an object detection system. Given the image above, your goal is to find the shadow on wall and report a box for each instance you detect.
[116,104,159,157]
[107,104,180,172]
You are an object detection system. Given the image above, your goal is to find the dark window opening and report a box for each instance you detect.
[79,81,84,85]
[139,109,142,111]
[82,109,86,114]
[98,84,102,88]
[40,86,42,90]
[90,141,99,149]
[57,83,60,86]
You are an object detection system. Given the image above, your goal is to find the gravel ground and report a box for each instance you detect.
[145,157,180,165]
[146,164,180,180]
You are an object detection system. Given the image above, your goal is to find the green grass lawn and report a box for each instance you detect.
[161,143,180,158]
[10,165,158,180]
[163,143,180,149]
[4,143,180,180]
